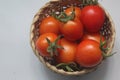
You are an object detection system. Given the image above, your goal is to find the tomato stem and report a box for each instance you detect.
[56,62,80,72]
[82,0,98,6]
[102,52,116,58]
[53,7,75,23]
[99,36,115,58]
[46,35,63,57]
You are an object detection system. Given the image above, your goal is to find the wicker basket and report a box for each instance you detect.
[30,0,115,76]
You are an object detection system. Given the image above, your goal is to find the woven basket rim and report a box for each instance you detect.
[30,0,116,76]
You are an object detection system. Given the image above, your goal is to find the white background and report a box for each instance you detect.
[0,0,120,80]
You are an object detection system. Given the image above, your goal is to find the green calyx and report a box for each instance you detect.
[46,35,63,57]
[52,7,75,23]
[56,62,80,72]
[99,36,115,59]
[82,0,98,5]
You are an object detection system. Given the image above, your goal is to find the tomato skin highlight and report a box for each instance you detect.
[65,7,81,19]
[35,33,58,57]
[82,32,105,43]
[60,19,84,41]
[39,16,61,35]
[75,39,103,67]
[56,38,77,63]
[81,5,105,32]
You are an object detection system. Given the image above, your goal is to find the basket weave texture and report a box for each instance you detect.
[30,0,115,75]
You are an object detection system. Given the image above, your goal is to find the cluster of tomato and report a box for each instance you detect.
[35,4,106,68]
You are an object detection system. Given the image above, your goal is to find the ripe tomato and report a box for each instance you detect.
[75,39,103,67]
[65,7,81,19]
[56,38,77,63]
[82,32,105,43]
[81,5,105,32]
[39,16,61,35]
[60,19,83,41]
[35,33,57,57]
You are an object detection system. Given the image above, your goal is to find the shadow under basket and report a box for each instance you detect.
[30,0,116,76]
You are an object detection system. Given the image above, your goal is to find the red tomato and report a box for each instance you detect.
[56,38,77,63]
[75,39,103,67]
[60,19,84,41]
[65,7,81,19]
[81,5,105,32]
[39,16,61,34]
[35,33,57,57]
[82,32,105,43]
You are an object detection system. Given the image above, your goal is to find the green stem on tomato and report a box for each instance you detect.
[82,0,98,5]
[46,35,63,57]
[102,52,116,58]
[56,62,80,72]
[52,7,75,23]
[99,36,115,59]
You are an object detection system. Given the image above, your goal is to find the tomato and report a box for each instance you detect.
[65,7,81,19]
[81,5,105,32]
[82,32,105,43]
[75,39,103,67]
[39,16,61,35]
[56,38,77,63]
[35,33,57,57]
[60,19,83,41]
